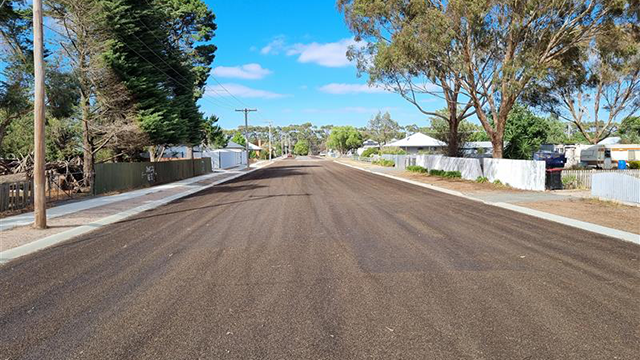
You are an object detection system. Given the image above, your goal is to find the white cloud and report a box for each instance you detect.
[287,38,358,67]
[211,64,272,80]
[206,84,288,99]
[261,36,286,55]
[318,83,388,95]
[260,37,362,68]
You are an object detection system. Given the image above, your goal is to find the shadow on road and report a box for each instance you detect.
[119,193,311,224]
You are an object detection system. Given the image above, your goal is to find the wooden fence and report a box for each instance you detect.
[0,180,34,212]
[93,158,212,195]
[561,169,640,189]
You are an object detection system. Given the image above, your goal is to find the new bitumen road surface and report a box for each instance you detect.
[1,158,639,359]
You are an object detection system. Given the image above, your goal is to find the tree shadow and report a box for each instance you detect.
[119,193,311,223]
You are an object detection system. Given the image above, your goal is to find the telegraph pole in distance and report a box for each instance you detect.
[235,109,257,169]
[267,120,273,161]
[33,0,47,229]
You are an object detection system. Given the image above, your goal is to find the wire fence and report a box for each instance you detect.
[0,170,87,213]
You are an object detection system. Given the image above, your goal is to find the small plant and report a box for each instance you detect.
[372,159,395,167]
[476,176,489,183]
[443,171,462,178]
[562,174,578,189]
[427,169,462,178]
[493,179,503,186]
[628,161,640,169]
[406,165,427,173]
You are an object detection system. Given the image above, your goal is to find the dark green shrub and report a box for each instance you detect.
[628,161,640,169]
[406,165,427,173]
[443,171,462,178]
[476,176,489,183]
[429,169,444,176]
[361,147,380,158]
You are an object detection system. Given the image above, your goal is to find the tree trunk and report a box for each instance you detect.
[186,146,194,159]
[81,93,94,189]
[491,134,504,158]
[149,146,157,162]
[447,117,460,157]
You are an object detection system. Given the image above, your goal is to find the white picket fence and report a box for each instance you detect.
[562,169,640,189]
[592,173,640,204]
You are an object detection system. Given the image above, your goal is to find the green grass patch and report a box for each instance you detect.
[428,169,462,178]
[406,165,427,173]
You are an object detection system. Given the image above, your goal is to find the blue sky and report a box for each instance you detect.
[201,0,446,129]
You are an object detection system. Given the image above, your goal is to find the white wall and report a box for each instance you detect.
[483,158,546,191]
[416,155,483,181]
[592,173,640,204]
[203,150,247,169]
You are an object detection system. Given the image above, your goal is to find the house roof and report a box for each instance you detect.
[385,133,445,148]
[225,140,244,149]
[225,140,262,150]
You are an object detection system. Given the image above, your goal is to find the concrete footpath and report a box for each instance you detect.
[0,161,274,264]
[336,160,640,245]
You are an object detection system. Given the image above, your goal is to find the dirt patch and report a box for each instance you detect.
[519,198,640,235]
[400,171,519,193]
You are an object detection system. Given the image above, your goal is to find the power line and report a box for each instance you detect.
[42,22,237,112]
[136,0,251,109]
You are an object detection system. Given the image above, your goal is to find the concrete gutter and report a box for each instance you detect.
[336,160,640,246]
[0,161,275,265]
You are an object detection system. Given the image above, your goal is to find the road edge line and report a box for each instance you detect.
[335,160,640,246]
[0,162,273,265]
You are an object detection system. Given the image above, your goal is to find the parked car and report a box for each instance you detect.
[534,151,566,169]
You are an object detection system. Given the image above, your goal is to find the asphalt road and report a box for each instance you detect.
[1,159,639,359]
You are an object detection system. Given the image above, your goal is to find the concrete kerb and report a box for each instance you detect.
[0,161,276,265]
[1,171,228,232]
[335,160,640,246]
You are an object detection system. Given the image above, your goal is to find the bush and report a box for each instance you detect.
[443,171,462,178]
[562,174,578,189]
[381,147,407,155]
[406,165,427,173]
[427,169,461,178]
[493,180,503,185]
[372,159,395,167]
[476,176,489,183]
[628,161,640,169]
[361,147,380,158]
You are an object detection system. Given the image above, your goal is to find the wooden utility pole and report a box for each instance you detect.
[267,121,273,161]
[33,0,47,229]
[235,109,257,169]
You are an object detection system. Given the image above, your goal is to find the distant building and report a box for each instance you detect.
[383,133,446,154]
[356,139,380,156]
